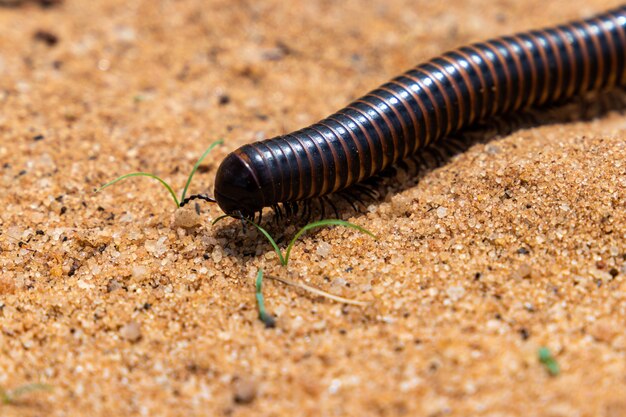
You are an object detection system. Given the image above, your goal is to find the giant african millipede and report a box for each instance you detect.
[181,5,626,221]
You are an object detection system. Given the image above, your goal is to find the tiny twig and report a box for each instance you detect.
[267,274,369,307]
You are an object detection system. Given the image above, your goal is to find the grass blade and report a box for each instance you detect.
[246,220,286,265]
[0,388,9,404]
[10,383,52,399]
[211,214,230,225]
[255,269,275,328]
[96,172,179,207]
[1,383,51,404]
[538,347,560,376]
[180,139,223,204]
[284,219,376,265]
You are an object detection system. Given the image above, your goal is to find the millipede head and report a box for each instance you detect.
[214,152,264,218]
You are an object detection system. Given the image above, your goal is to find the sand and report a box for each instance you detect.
[1,0,625,416]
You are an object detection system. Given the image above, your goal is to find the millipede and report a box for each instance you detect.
[181,5,626,222]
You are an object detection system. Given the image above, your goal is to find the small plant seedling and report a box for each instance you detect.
[216,217,374,307]
[213,217,376,266]
[255,269,276,328]
[254,268,367,329]
[538,347,560,376]
[96,139,223,207]
[1,383,52,405]
[282,219,376,265]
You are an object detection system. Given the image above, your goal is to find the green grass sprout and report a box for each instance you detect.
[538,347,560,376]
[212,217,373,306]
[213,216,374,306]
[255,269,276,328]
[1,383,52,405]
[96,139,223,208]
[248,220,286,264]
[97,172,180,206]
[283,219,376,265]
[212,216,376,266]
[211,214,230,225]
[180,139,224,203]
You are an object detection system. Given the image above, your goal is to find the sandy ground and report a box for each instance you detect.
[1,0,626,416]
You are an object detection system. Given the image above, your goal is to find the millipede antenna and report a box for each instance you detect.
[179,193,216,207]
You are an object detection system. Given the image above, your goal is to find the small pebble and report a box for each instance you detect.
[512,263,532,280]
[145,236,168,257]
[172,207,203,229]
[316,241,332,258]
[233,377,257,404]
[589,318,618,343]
[106,278,122,293]
[212,247,223,263]
[120,321,142,343]
[33,30,58,46]
[446,285,465,301]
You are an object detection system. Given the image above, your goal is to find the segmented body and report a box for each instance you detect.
[213,6,626,218]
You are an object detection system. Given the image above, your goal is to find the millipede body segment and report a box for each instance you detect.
[214,6,626,218]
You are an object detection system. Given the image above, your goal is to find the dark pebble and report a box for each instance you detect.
[33,30,58,46]
[107,278,121,293]
[519,328,530,340]
[68,260,79,276]
[218,94,230,105]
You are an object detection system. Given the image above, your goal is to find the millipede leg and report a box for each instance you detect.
[324,196,340,219]
[297,201,305,222]
[337,192,359,212]
[430,147,447,165]
[345,190,366,209]
[396,160,409,172]
[318,197,326,220]
[285,202,294,218]
[233,210,247,233]
[272,204,283,224]
[303,200,312,223]
[289,202,300,219]
[354,184,378,200]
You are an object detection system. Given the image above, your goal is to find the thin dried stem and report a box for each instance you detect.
[267,274,369,307]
